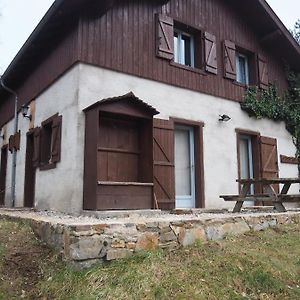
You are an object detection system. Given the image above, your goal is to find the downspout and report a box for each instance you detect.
[0,76,18,207]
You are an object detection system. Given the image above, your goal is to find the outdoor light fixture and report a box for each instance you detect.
[21,104,32,120]
[219,114,231,122]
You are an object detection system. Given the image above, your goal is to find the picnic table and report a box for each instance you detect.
[220,178,300,213]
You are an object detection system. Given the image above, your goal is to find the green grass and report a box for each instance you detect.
[0,219,300,299]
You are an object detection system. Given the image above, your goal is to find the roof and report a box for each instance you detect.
[1,0,299,86]
[83,92,160,116]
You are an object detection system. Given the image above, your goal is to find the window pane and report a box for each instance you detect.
[175,129,191,196]
[236,53,249,84]
[182,34,192,66]
[174,33,179,63]
[173,28,195,67]
[239,56,246,84]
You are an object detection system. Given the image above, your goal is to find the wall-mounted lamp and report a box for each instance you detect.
[21,104,32,121]
[219,114,231,122]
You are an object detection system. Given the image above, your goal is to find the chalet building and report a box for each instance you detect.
[0,0,299,213]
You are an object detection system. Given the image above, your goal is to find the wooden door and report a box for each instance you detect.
[0,145,8,206]
[153,119,175,210]
[24,132,36,208]
[260,136,279,193]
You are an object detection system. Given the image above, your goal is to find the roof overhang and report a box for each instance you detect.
[84,92,160,117]
[228,0,300,71]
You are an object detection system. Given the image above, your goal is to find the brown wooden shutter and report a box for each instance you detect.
[14,131,21,151]
[260,136,279,193]
[204,32,217,74]
[51,115,62,163]
[258,56,269,89]
[223,40,236,80]
[8,135,14,153]
[33,127,41,168]
[156,14,174,60]
[153,118,175,210]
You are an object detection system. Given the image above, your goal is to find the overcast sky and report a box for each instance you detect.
[0,0,299,74]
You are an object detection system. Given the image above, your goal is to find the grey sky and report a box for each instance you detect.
[0,0,299,74]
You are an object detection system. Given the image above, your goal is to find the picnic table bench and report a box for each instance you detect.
[220,178,300,213]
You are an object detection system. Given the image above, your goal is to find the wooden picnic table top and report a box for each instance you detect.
[236,178,300,184]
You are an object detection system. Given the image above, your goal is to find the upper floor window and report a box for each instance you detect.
[174,29,195,67]
[236,52,249,85]
[156,14,217,74]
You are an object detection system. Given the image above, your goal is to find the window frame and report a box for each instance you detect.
[40,113,60,171]
[174,28,195,68]
[236,52,250,85]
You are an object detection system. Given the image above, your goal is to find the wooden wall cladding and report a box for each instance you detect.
[98,116,140,182]
[97,183,153,210]
[78,0,288,102]
[280,155,300,165]
[0,0,290,129]
[0,25,79,128]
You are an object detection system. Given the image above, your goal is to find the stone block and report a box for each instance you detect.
[69,235,106,260]
[106,249,133,261]
[136,232,159,251]
[179,227,207,246]
[104,224,138,236]
[91,224,107,233]
[159,231,177,243]
[245,217,277,231]
[206,220,249,241]
[111,238,126,248]
[126,242,136,250]
[158,241,179,250]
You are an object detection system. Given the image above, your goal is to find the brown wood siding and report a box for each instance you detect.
[0,24,79,128]
[0,0,290,129]
[78,0,288,102]
[98,116,140,182]
[97,183,153,210]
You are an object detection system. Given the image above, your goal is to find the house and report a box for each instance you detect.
[0,0,299,214]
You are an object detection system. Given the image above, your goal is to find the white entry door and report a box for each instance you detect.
[239,135,254,205]
[175,125,196,208]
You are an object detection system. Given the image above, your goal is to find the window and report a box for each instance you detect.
[156,14,208,71]
[41,121,53,165]
[236,52,249,85]
[38,114,62,169]
[224,41,262,86]
[174,29,195,67]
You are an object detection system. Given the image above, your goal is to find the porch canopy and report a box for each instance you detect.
[83,92,159,210]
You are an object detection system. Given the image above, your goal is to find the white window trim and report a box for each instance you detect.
[174,29,195,68]
[236,53,249,85]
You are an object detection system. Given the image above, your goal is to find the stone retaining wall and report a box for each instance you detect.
[25,212,300,267]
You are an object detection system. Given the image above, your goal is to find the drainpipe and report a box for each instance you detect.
[0,75,18,208]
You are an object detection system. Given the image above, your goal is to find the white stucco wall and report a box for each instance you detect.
[1,65,83,213]
[0,63,298,212]
[78,64,299,209]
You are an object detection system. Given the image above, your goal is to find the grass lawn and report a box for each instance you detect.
[0,219,300,299]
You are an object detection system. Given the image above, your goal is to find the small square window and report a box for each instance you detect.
[236,52,249,85]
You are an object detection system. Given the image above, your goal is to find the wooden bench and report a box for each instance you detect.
[220,178,300,213]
